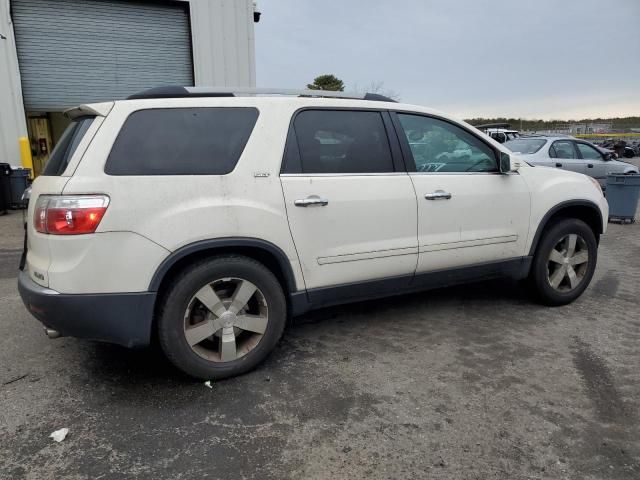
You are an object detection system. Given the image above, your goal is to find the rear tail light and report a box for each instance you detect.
[34,195,110,235]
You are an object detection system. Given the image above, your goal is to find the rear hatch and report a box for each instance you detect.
[22,103,112,287]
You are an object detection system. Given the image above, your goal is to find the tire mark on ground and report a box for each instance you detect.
[571,337,631,424]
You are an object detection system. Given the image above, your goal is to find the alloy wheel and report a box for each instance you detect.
[183,278,269,362]
[546,234,589,292]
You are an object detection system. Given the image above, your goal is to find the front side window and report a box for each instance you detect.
[576,143,602,160]
[289,110,394,174]
[105,108,259,175]
[549,141,576,159]
[42,116,95,176]
[397,114,497,172]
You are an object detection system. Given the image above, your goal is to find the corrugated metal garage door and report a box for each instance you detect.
[12,0,194,111]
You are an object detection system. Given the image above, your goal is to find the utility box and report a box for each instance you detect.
[606,174,640,223]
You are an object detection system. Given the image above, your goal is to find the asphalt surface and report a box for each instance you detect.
[1,200,639,480]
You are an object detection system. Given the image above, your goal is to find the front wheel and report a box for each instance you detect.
[529,218,597,306]
[157,255,286,380]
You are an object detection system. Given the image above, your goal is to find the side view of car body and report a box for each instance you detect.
[19,88,609,379]
[505,135,639,188]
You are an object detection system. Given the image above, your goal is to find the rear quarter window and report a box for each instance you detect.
[105,107,259,175]
[42,116,95,176]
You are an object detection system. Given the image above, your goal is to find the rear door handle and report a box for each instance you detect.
[555,162,563,167]
[587,164,594,168]
[294,195,329,207]
[424,190,452,200]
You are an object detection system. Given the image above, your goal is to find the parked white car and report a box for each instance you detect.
[504,136,639,187]
[475,123,521,143]
[485,128,520,143]
[19,87,608,379]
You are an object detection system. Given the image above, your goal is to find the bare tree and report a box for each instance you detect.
[353,81,400,101]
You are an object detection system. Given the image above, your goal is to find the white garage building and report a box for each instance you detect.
[0,0,258,175]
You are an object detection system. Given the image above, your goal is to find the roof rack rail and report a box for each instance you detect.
[127,86,398,103]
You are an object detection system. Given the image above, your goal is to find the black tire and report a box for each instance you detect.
[157,255,286,380]
[529,218,597,306]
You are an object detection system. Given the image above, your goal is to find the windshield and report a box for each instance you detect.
[504,138,547,154]
[42,116,95,176]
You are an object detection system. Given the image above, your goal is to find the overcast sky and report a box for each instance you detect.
[255,0,639,120]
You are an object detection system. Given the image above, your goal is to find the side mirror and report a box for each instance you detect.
[603,152,613,161]
[499,152,519,173]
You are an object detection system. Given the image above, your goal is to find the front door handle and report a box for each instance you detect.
[555,162,563,167]
[587,163,594,168]
[424,190,452,200]
[294,195,329,207]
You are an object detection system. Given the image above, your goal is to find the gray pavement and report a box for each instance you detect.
[0,205,639,480]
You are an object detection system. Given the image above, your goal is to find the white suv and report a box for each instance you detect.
[18,87,608,379]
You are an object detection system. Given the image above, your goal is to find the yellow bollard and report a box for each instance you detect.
[18,136,34,178]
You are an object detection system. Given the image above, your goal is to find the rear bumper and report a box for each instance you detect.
[18,271,155,348]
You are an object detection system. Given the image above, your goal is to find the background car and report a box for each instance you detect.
[504,135,639,187]
[475,123,521,143]
[597,139,637,159]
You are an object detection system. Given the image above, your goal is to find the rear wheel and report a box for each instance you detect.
[529,218,597,306]
[157,255,286,379]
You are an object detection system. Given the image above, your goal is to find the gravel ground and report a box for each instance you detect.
[0,202,638,480]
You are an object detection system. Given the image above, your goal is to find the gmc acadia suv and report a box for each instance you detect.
[18,87,609,379]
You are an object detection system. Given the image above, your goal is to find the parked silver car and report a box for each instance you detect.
[504,136,639,187]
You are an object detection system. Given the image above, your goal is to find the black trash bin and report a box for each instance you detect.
[9,167,31,209]
[0,163,12,214]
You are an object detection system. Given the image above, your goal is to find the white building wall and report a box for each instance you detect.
[0,0,28,165]
[0,0,256,166]
[189,0,256,87]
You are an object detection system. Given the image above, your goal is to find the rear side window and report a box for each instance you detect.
[285,110,394,174]
[105,108,259,175]
[504,138,547,154]
[549,140,576,159]
[42,116,94,176]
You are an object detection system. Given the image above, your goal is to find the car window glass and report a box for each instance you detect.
[490,132,506,143]
[551,141,576,159]
[576,143,602,160]
[397,114,497,172]
[504,138,547,154]
[42,116,94,176]
[292,110,394,174]
[105,108,258,175]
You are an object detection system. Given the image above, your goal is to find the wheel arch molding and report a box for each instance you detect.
[528,200,604,256]
[148,238,299,295]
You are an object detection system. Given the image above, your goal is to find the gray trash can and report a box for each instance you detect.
[9,167,30,209]
[606,173,640,223]
[0,163,11,214]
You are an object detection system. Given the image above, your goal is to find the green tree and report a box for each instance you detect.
[307,74,345,91]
